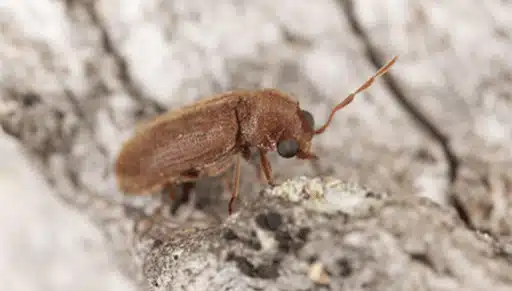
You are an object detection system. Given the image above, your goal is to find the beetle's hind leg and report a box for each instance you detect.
[228,155,242,215]
[152,182,196,219]
[153,183,176,218]
[170,182,195,216]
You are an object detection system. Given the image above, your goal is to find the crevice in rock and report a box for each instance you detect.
[338,0,466,226]
[71,1,166,114]
[449,194,473,229]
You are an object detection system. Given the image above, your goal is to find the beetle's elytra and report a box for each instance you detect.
[115,56,398,214]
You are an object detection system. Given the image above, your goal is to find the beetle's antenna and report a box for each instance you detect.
[314,56,398,135]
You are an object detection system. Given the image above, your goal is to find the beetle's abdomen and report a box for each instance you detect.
[115,97,242,194]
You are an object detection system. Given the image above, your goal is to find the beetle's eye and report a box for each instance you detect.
[301,110,315,130]
[277,139,299,158]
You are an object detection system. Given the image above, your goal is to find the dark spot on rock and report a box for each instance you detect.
[255,260,280,279]
[365,191,378,198]
[55,110,64,119]
[227,255,281,279]
[228,255,255,277]
[236,257,254,276]
[223,229,238,240]
[281,26,313,48]
[134,107,147,118]
[494,246,512,263]
[21,92,40,107]
[275,230,305,253]
[152,239,163,248]
[276,230,293,252]
[410,252,433,268]
[173,254,179,260]
[298,227,311,241]
[337,259,353,277]
[247,239,262,251]
[255,213,267,229]
[226,252,235,261]
[255,211,282,231]
[415,148,436,163]
[266,212,283,230]
[307,255,318,264]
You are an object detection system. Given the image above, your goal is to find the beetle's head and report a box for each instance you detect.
[274,108,318,160]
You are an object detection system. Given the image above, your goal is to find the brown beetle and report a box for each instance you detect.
[115,56,397,214]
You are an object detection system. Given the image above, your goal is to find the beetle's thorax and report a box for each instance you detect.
[237,89,314,154]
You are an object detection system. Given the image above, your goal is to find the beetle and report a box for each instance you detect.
[115,56,398,214]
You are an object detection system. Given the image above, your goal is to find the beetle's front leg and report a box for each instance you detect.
[258,149,275,186]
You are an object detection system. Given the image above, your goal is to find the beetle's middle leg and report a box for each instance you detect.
[239,146,268,184]
[154,183,178,218]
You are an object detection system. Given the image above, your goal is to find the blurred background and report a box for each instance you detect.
[0,134,136,291]
[1,0,511,290]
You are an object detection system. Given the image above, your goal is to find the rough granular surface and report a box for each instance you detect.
[141,177,512,291]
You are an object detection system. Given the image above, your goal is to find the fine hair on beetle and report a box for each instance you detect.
[115,56,398,214]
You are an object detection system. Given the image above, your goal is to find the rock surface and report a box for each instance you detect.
[1,0,512,290]
[141,177,512,291]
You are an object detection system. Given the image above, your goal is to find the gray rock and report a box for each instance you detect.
[139,177,512,291]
